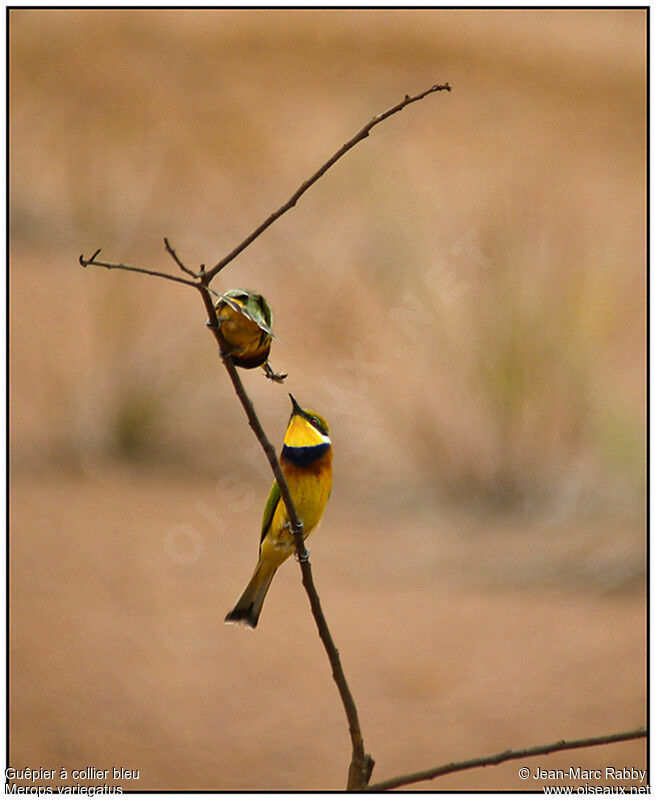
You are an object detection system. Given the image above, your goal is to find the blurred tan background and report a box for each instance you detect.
[9,9,646,791]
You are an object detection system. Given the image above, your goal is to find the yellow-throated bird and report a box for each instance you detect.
[225,395,332,629]
[214,289,286,382]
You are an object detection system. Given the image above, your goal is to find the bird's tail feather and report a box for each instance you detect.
[224,560,277,629]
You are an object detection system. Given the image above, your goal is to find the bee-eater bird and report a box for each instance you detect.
[214,288,273,370]
[225,395,333,629]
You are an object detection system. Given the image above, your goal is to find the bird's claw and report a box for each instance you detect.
[263,362,287,383]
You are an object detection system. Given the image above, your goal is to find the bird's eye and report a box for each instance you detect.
[311,417,320,428]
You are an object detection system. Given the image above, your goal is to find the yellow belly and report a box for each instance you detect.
[217,305,264,357]
[260,467,332,566]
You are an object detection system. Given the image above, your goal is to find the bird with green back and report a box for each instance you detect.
[225,394,333,629]
[214,288,286,382]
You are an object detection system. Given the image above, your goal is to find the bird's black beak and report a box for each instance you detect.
[289,394,302,415]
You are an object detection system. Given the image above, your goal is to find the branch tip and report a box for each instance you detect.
[204,79,451,281]
[79,248,102,267]
[163,237,199,279]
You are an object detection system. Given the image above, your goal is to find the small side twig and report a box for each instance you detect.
[204,82,451,282]
[164,237,199,278]
[366,727,648,791]
[79,249,198,288]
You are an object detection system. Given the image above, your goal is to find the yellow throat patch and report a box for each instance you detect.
[283,414,329,448]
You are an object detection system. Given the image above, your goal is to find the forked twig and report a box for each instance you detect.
[79,83,645,792]
[79,249,198,288]
[86,84,643,795]
[78,84,645,792]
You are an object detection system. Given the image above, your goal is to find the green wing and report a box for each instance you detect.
[246,293,276,340]
[260,480,281,546]
[253,293,273,330]
[219,289,276,338]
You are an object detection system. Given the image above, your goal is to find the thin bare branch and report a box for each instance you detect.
[79,84,453,791]
[367,727,647,792]
[78,85,645,795]
[204,82,451,282]
[197,283,372,789]
[163,237,199,278]
[79,250,199,288]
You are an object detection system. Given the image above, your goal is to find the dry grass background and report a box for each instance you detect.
[9,9,646,791]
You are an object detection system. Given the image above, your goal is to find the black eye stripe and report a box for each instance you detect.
[301,411,324,433]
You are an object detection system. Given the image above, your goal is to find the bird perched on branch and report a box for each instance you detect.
[225,394,333,629]
[214,288,286,382]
